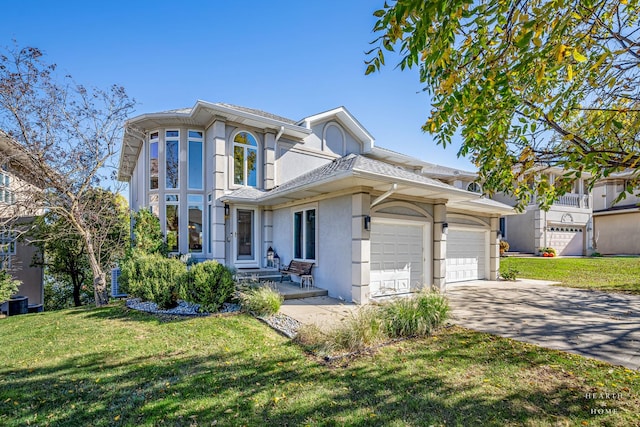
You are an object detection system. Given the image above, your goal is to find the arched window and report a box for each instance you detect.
[467,182,482,193]
[233,132,258,187]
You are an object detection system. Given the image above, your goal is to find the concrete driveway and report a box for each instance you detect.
[446,279,640,370]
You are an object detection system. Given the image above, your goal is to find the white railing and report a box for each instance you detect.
[528,193,590,208]
[555,193,589,208]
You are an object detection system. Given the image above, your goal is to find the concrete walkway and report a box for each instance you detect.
[280,296,359,330]
[446,279,640,370]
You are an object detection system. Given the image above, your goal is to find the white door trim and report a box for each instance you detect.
[232,205,260,268]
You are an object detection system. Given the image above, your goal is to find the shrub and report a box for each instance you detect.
[329,306,386,352]
[0,269,20,303]
[295,292,449,356]
[131,209,167,256]
[381,292,450,338]
[241,285,283,316]
[500,266,519,281]
[540,247,557,257]
[180,260,235,312]
[499,240,510,256]
[119,250,185,309]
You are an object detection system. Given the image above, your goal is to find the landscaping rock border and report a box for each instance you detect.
[126,298,241,317]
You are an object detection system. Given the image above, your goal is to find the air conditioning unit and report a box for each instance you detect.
[111,267,126,298]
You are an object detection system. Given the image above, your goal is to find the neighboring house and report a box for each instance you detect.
[493,168,593,256]
[0,132,44,311]
[118,102,515,303]
[591,172,640,255]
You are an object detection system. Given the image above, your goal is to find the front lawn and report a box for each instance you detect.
[502,256,640,294]
[1,305,638,426]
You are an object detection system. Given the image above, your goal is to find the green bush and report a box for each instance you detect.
[180,261,235,312]
[119,250,185,309]
[381,292,450,338]
[0,269,20,303]
[131,209,168,256]
[500,266,519,281]
[241,285,283,316]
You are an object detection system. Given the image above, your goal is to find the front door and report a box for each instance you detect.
[234,207,259,267]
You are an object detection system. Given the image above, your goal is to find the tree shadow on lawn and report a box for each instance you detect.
[2,327,633,426]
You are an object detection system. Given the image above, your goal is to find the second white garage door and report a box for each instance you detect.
[548,227,584,256]
[446,229,487,283]
[370,220,426,297]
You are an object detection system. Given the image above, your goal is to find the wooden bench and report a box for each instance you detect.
[280,260,314,288]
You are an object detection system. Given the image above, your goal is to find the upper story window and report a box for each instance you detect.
[188,130,204,190]
[0,172,14,204]
[149,132,159,190]
[233,132,258,187]
[467,182,482,193]
[165,130,180,189]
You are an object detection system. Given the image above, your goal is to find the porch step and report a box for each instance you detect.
[272,281,328,300]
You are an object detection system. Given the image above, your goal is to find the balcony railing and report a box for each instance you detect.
[529,193,590,208]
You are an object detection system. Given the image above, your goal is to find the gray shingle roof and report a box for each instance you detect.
[215,103,298,125]
[225,154,465,202]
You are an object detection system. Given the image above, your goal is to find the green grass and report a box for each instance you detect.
[1,305,639,426]
[502,256,640,294]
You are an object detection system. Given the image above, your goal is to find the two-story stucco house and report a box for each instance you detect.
[592,171,640,255]
[493,168,594,256]
[118,102,515,303]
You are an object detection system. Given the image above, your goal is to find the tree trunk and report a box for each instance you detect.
[83,231,109,307]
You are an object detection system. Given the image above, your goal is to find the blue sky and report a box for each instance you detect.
[2,0,474,171]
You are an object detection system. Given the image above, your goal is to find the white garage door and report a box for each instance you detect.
[370,221,424,297]
[446,229,487,283]
[548,227,583,256]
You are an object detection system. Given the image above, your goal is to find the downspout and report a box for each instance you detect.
[275,126,285,143]
[371,183,398,208]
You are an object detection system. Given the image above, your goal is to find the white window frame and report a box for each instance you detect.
[165,129,180,190]
[149,131,160,191]
[231,131,260,188]
[467,182,482,193]
[292,204,318,263]
[187,130,204,190]
[0,230,16,256]
[165,194,180,253]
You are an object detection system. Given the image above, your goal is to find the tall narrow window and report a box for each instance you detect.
[188,130,203,189]
[166,195,179,252]
[207,194,213,254]
[188,195,203,253]
[149,131,159,189]
[293,207,317,261]
[166,130,179,189]
[233,132,258,187]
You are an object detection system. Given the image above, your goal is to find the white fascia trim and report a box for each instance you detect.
[194,101,311,137]
[299,106,375,152]
[592,207,640,216]
[353,169,478,201]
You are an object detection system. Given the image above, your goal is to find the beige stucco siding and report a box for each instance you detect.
[594,212,640,255]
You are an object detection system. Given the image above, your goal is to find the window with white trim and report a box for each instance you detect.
[0,230,16,256]
[467,182,482,193]
[293,207,316,261]
[149,131,159,190]
[165,130,180,189]
[188,130,203,189]
[233,132,258,187]
[165,195,179,252]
